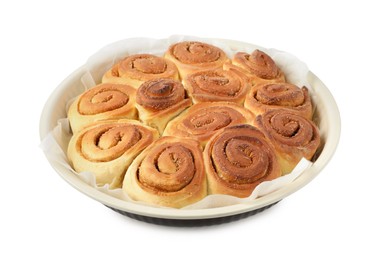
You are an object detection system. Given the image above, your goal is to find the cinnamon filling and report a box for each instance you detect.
[255,83,305,107]
[136,78,185,111]
[265,111,316,146]
[236,50,280,79]
[117,54,170,76]
[131,56,167,74]
[187,69,245,101]
[80,125,142,162]
[180,106,248,137]
[172,41,222,64]
[210,126,275,185]
[78,84,131,115]
[138,144,196,192]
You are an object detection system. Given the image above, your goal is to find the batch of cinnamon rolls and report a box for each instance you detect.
[67,41,321,208]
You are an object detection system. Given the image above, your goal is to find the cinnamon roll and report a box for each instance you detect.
[123,136,207,208]
[244,82,313,119]
[254,109,320,174]
[224,49,285,86]
[136,78,192,134]
[183,68,250,104]
[163,102,254,147]
[68,83,137,133]
[102,54,179,88]
[204,124,282,198]
[67,119,159,189]
[164,41,228,79]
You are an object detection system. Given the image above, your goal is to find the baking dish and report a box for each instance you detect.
[39,37,340,226]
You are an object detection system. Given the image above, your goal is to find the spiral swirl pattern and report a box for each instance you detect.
[80,124,141,162]
[119,54,168,75]
[255,109,320,173]
[67,120,159,188]
[165,41,228,79]
[68,83,137,133]
[123,137,206,208]
[135,78,192,134]
[225,49,285,86]
[204,124,281,197]
[245,83,313,119]
[136,78,185,111]
[184,69,250,104]
[255,83,304,106]
[171,41,223,64]
[163,102,254,146]
[139,144,195,192]
[78,84,131,115]
[102,54,179,88]
[234,50,281,79]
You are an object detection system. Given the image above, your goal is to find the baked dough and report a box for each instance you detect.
[165,41,228,79]
[163,101,254,147]
[123,136,207,208]
[67,119,159,188]
[254,109,320,174]
[102,54,179,88]
[224,49,285,86]
[136,78,192,134]
[183,68,250,104]
[244,82,313,119]
[203,124,282,197]
[68,83,137,133]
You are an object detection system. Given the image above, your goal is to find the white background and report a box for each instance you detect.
[1,0,380,259]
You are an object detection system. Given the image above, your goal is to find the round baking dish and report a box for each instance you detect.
[39,37,340,226]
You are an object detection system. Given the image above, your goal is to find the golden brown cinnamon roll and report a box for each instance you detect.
[165,41,228,79]
[183,68,250,104]
[244,82,313,119]
[224,49,285,86]
[254,109,320,174]
[136,78,192,134]
[163,102,254,147]
[123,136,207,208]
[68,83,137,133]
[102,54,179,88]
[204,124,282,197]
[67,119,159,189]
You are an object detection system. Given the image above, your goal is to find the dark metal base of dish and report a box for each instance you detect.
[107,201,280,227]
